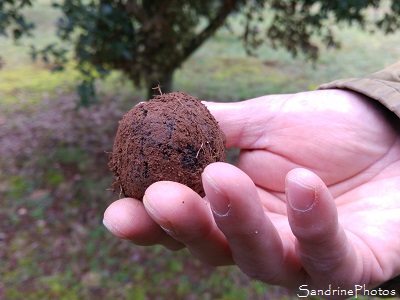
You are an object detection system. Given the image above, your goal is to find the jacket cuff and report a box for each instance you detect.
[318,62,400,119]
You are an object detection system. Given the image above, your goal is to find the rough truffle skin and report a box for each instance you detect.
[108,91,226,200]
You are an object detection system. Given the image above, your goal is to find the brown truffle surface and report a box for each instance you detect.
[109,91,226,200]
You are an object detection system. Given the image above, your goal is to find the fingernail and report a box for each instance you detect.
[286,180,317,212]
[102,217,114,232]
[202,173,231,217]
[160,225,177,236]
[143,195,177,235]
[102,218,129,239]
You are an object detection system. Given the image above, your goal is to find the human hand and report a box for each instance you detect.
[103,89,400,294]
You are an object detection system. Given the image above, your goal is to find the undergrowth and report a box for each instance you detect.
[0,95,287,299]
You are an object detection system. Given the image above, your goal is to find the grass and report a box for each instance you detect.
[1,1,399,299]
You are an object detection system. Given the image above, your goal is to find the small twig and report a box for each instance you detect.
[119,184,123,199]
[152,82,163,95]
[172,98,184,112]
[196,142,204,158]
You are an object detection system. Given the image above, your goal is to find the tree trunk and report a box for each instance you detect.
[147,69,174,100]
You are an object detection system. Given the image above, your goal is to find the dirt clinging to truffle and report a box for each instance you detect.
[108,91,226,200]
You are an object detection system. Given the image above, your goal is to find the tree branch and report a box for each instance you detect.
[181,0,241,63]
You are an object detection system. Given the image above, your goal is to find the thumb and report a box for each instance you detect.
[203,95,289,149]
[285,168,361,289]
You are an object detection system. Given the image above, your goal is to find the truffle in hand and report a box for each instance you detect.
[108,91,226,200]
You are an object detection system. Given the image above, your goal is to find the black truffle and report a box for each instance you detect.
[108,91,226,200]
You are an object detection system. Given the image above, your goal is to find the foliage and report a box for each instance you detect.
[260,0,400,59]
[1,0,399,102]
[0,0,35,41]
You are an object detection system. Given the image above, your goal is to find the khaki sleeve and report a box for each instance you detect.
[318,61,400,118]
[321,62,400,296]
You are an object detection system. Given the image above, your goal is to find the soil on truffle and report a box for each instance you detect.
[108,91,226,200]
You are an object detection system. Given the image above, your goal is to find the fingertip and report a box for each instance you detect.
[285,169,356,286]
[144,181,205,221]
[285,168,321,212]
[285,168,324,189]
[203,162,258,215]
[103,197,173,246]
[285,169,338,239]
[203,162,252,187]
[103,198,138,239]
[144,181,214,238]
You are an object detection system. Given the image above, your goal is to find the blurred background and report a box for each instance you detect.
[0,0,399,299]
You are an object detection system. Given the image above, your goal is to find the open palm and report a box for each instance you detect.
[104,89,400,295]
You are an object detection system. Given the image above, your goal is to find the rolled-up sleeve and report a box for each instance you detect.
[318,61,400,118]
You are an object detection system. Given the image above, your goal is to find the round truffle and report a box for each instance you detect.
[108,91,226,200]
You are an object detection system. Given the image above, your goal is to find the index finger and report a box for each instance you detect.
[103,198,184,250]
